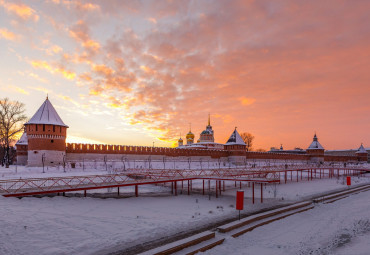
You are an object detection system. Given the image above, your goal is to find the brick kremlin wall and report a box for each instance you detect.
[66,143,229,158]
[246,151,310,160]
[324,154,362,162]
[65,143,367,163]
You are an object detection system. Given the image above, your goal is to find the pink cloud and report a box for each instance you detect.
[22,0,370,149]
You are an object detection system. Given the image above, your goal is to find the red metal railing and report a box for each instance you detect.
[0,167,367,197]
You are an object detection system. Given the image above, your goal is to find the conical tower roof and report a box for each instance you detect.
[225,128,246,146]
[26,97,68,127]
[356,143,367,154]
[15,132,28,145]
[307,133,324,150]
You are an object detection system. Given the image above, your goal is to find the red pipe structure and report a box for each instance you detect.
[0,167,367,198]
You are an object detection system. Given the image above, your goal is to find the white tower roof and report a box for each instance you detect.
[15,132,28,145]
[356,144,367,154]
[225,128,246,146]
[307,133,324,150]
[26,98,68,127]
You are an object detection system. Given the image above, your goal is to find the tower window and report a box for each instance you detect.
[43,124,45,131]
[36,125,38,131]
[53,125,55,132]
[51,140,54,143]
[60,126,61,133]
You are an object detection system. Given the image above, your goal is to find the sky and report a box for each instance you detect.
[0,0,369,150]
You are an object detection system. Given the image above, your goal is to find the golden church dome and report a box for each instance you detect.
[186,131,194,139]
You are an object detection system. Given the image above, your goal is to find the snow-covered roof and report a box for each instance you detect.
[307,134,324,150]
[356,144,368,154]
[26,98,68,127]
[225,129,246,146]
[15,132,28,145]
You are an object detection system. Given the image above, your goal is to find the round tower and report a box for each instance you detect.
[25,97,69,166]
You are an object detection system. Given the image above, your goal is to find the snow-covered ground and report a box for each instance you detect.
[202,188,370,255]
[0,164,369,255]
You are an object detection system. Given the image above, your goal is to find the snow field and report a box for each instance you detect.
[201,189,370,255]
[0,164,369,254]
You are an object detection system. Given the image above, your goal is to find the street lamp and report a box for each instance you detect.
[42,153,46,173]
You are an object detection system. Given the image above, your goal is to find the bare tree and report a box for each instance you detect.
[240,132,255,151]
[0,98,27,166]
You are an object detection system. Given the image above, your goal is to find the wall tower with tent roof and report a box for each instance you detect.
[23,96,69,166]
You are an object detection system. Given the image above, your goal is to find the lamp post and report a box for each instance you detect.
[42,153,46,173]
[63,154,66,173]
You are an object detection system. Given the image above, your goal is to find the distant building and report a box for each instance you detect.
[178,115,224,150]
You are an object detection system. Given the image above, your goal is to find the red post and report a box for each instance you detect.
[188,180,190,195]
[260,183,263,203]
[252,182,255,204]
[203,180,205,195]
[174,181,177,196]
[236,190,244,220]
[347,176,351,186]
[216,180,218,198]
[236,190,244,210]
[135,185,138,197]
[285,171,287,183]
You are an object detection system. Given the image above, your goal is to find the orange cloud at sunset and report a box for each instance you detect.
[0,27,17,41]
[239,97,256,106]
[0,1,39,22]
[1,0,370,150]
[31,60,76,80]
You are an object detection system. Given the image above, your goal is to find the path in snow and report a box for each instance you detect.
[201,189,370,255]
